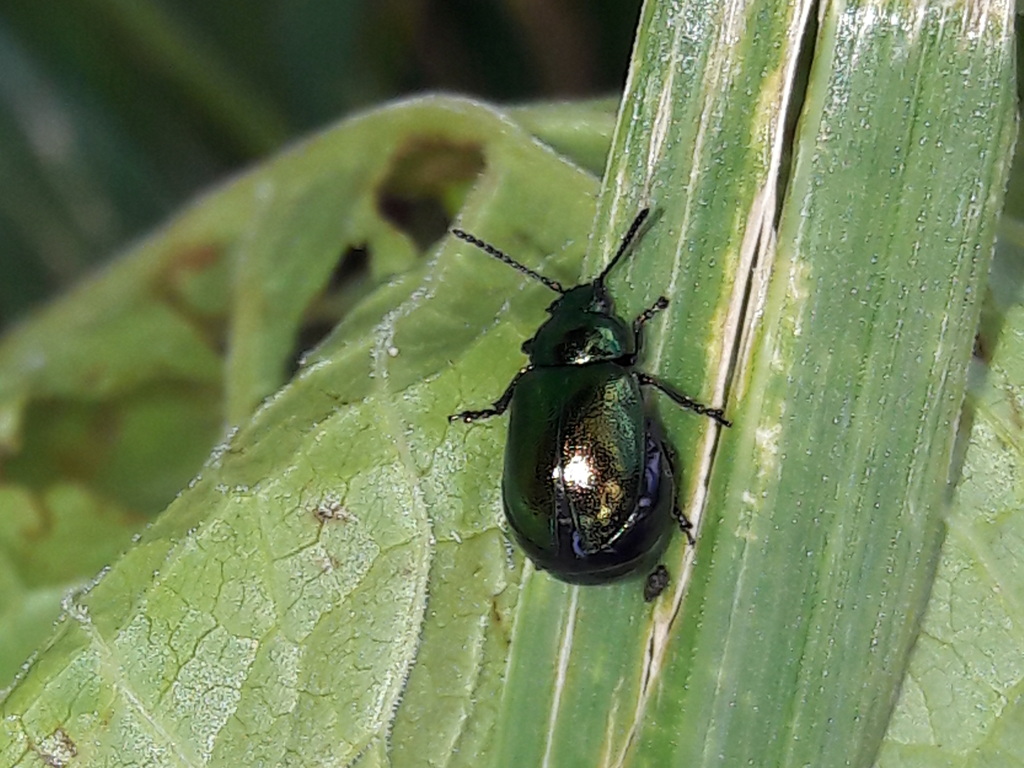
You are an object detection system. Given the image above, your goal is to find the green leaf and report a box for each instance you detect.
[491,0,1016,766]
[0,0,1018,765]
[0,94,605,765]
[874,224,1024,766]
[507,98,619,176]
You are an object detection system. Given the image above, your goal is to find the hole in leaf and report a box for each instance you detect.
[376,138,486,251]
[5,383,222,529]
[288,244,372,375]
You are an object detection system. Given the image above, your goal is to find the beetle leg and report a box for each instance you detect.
[671,505,697,545]
[660,437,697,545]
[632,295,669,342]
[449,366,531,423]
[637,373,732,427]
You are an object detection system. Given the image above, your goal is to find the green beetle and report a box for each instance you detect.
[450,209,730,595]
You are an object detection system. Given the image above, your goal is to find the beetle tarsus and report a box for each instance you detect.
[450,366,531,424]
[632,296,670,338]
[672,505,697,545]
[449,408,501,423]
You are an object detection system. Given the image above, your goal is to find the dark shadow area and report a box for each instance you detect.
[287,244,372,376]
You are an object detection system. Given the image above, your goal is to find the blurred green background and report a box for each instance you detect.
[0,0,641,330]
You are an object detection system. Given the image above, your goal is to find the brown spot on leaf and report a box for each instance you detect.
[170,242,222,273]
[153,241,231,357]
[313,495,357,524]
[35,728,77,767]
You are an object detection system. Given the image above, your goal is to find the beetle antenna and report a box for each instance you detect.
[452,229,565,294]
[596,208,651,286]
